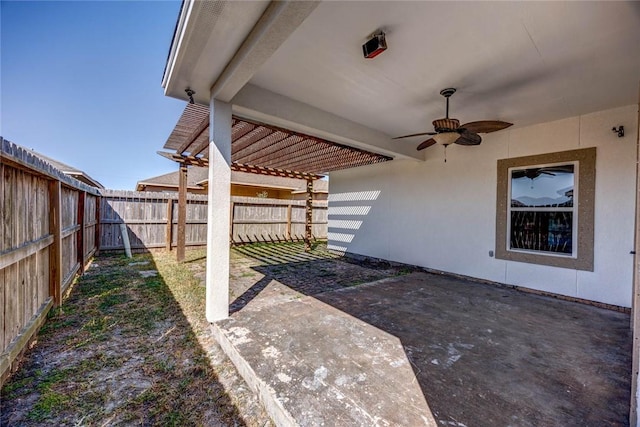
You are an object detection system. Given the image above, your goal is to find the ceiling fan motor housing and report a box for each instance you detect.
[433,118,460,132]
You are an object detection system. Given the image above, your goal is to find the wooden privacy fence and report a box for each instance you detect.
[1,139,100,381]
[99,190,328,252]
[231,196,327,244]
[100,190,208,251]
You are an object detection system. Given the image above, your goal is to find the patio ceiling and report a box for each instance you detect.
[162,1,640,162]
[162,103,392,176]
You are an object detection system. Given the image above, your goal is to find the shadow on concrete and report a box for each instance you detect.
[230,242,632,426]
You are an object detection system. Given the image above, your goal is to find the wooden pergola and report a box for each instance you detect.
[162,103,392,261]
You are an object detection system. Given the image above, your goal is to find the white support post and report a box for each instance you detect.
[206,98,232,322]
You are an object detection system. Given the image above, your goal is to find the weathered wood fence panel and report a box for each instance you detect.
[61,187,79,293]
[99,190,209,250]
[83,194,98,264]
[99,192,328,251]
[170,199,208,247]
[1,138,100,383]
[231,197,328,244]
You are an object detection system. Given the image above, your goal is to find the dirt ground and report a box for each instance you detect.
[1,250,271,427]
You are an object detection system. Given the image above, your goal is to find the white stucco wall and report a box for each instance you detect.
[328,104,638,307]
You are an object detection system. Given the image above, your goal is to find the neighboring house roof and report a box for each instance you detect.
[136,168,208,191]
[24,148,104,188]
[136,167,328,193]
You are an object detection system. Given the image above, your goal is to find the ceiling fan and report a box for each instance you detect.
[393,88,513,158]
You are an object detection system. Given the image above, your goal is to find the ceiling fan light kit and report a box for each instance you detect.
[393,87,513,159]
[433,132,459,147]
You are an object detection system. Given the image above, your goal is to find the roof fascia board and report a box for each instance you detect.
[137,182,203,190]
[162,1,270,104]
[232,84,423,161]
[162,0,195,93]
[162,1,315,105]
[65,172,105,189]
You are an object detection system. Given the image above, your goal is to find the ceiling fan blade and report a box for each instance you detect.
[461,120,513,134]
[540,165,574,174]
[454,131,482,146]
[393,131,437,140]
[417,138,437,151]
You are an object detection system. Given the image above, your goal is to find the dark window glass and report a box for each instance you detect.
[510,211,573,254]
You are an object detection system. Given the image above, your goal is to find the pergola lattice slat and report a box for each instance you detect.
[163,104,392,175]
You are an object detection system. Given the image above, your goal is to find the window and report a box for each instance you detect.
[509,163,576,256]
[495,148,595,271]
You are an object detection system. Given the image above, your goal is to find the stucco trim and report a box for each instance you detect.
[495,147,596,271]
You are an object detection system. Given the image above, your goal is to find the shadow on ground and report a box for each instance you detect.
[228,242,632,426]
[1,252,267,426]
[230,242,415,314]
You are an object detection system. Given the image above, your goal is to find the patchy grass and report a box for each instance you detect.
[1,251,267,427]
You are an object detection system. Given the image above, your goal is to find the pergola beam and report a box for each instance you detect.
[157,151,323,180]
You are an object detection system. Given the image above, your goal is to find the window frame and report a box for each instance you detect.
[495,148,595,271]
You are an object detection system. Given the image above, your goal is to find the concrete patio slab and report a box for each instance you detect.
[212,288,436,426]
[209,244,631,426]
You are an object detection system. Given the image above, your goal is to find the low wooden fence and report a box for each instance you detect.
[1,139,100,382]
[99,190,328,252]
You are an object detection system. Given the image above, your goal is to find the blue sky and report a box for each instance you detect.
[1,0,186,189]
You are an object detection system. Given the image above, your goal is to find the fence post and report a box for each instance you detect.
[77,191,85,267]
[49,180,63,306]
[94,196,101,256]
[166,198,173,251]
[305,178,313,252]
[229,201,235,244]
[286,203,293,241]
[177,164,187,262]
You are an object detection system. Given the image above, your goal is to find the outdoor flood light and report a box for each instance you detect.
[363,32,387,59]
[611,126,624,138]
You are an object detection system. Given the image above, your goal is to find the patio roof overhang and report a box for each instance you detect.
[162,1,640,154]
